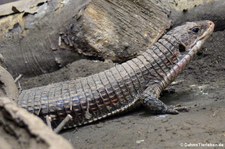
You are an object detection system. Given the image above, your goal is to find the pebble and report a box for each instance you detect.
[136,140,144,144]
[96,123,104,128]
[180,126,190,130]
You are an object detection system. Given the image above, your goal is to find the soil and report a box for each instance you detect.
[19,29,225,149]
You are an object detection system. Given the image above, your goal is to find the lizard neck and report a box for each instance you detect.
[124,33,181,95]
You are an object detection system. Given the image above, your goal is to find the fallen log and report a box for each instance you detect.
[1,0,224,78]
[0,0,91,77]
[0,97,73,149]
[0,65,18,100]
[0,0,171,77]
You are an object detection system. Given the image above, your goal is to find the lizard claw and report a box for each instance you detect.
[162,105,189,114]
[164,108,179,114]
[168,105,189,113]
[174,105,189,112]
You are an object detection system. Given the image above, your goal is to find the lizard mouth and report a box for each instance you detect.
[199,21,215,40]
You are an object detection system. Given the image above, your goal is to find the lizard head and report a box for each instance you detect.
[157,21,214,90]
[169,20,214,52]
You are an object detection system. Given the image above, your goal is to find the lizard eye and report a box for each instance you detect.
[192,27,200,33]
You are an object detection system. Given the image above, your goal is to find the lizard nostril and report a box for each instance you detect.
[179,44,186,53]
[208,21,215,28]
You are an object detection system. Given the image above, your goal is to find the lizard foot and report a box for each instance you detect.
[171,104,189,112]
[164,105,189,114]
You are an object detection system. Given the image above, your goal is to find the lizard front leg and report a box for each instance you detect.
[140,84,186,114]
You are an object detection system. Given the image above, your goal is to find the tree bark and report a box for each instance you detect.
[1,0,224,78]
[0,97,73,149]
[0,65,18,100]
[0,0,171,77]
[63,0,171,62]
[0,0,91,77]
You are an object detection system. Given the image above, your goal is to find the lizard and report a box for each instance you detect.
[17,20,214,131]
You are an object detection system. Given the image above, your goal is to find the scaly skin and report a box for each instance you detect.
[18,21,214,129]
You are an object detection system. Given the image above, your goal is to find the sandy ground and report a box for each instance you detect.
[20,28,225,149]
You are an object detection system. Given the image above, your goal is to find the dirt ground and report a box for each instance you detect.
[19,28,225,149]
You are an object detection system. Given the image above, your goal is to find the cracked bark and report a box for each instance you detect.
[0,0,171,77]
[1,0,223,78]
[0,97,73,149]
